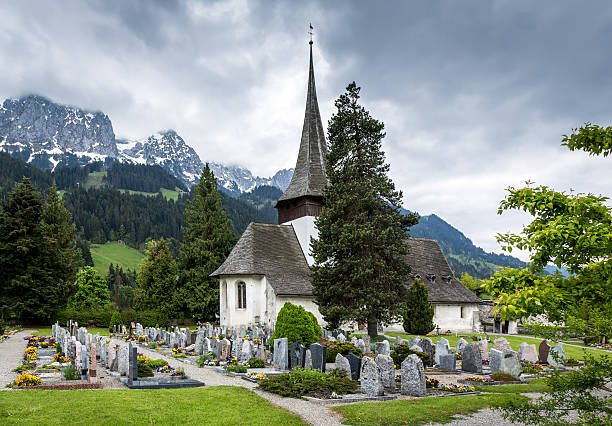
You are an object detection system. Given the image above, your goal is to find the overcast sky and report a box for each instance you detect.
[1,0,611,260]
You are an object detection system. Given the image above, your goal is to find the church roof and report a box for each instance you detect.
[276,41,328,205]
[210,222,312,296]
[404,238,482,304]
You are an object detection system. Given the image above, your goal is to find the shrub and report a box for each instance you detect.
[196,353,214,367]
[258,368,358,398]
[402,279,435,335]
[246,357,265,368]
[324,341,363,363]
[137,359,154,377]
[226,365,248,373]
[109,310,122,332]
[148,342,157,349]
[390,344,430,367]
[63,365,80,380]
[147,358,168,368]
[270,302,322,350]
[490,372,518,382]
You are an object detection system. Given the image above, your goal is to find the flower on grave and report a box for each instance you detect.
[242,337,250,341]
[463,376,493,383]
[157,365,175,373]
[138,336,147,342]
[246,371,266,380]
[440,383,475,393]
[425,377,439,388]
[253,339,262,345]
[15,373,41,387]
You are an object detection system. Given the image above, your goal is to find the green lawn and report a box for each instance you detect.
[118,187,182,201]
[90,242,145,275]
[83,171,107,189]
[474,378,550,394]
[0,386,305,425]
[29,327,110,336]
[384,332,608,361]
[333,393,527,425]
[118,189,159,197]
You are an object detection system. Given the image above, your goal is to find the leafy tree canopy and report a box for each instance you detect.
[67,266,110,310]
[270,302,322,349]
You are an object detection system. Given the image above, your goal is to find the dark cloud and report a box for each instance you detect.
[1,0,610,257]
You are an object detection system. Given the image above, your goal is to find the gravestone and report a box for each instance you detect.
[240,340,253,364]
[490,348,503,373]
[107,345,116,370]
[417,338,434,366]
[118,344,129,376]
[128,344,138,383]
[289,341,305,369]
[80,346,87,377]
[456,338,469,355]
[356,339,366,354]
[304,349,312,369]
[89,344,97,379]
[375,340,390,356]
[401,354,426,396]
[203,337,211,354]
[407,336,421,348]
[351,336,358,346]
[221,339,231,359]
[520,343,538,363]
[362,335,371,353]
[337,334,347,343]
[310,342,326,372]
[461,342,483,373]
[195,332,204,355]
[375,354,395,390]
[500,348,521,379]
[231,338,240,359]
[335,353,351,378]
[494,337,510,351]
[346,352,362,381]
[435,338,450,365]
[360,356,384,396]
[439,353,456,371]
[478,339,489,361]
[547,344,566,368]
[75,341,82,366]
[273,338,288,370]
[539,340,551,363]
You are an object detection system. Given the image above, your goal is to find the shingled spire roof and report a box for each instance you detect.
[276,40,328,205]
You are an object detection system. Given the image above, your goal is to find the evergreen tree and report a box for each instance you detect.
[76,238,94,266]
[40,181,81,309]
[67,266,110,310]
[177,164,237,321]
[402,279,435,335]
[311,83,418,337]
[0,178,48,322]
[134,238,177,318]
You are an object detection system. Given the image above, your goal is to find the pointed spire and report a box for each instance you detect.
[275,38,328,215]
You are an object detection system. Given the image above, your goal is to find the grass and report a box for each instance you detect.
[475,378,550,394]
[82,171,107,189]
[118,187,182,201]
[118,189,159,197]
[384,332,608,361]
[90,242,145,275]
[333,393,528,425]
[0,386,305,425]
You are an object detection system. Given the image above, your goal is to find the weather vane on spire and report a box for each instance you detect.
[309,23,313,44]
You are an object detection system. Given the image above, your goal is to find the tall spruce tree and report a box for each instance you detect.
[311,83,418,338]
[40,181,81,310]
[402,279,435,335]
[134,238,177,319]
[178,164,237,321]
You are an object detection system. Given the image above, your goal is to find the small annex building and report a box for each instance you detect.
[212,39,483,333]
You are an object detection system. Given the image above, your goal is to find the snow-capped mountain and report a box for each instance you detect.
[117,130,204,187]
[0,94,293,193]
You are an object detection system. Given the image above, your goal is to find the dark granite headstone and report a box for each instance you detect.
[345,352,362,381]
[129,344,138,384]
[299,345,308,369]
[539,340,550,363]
[417,338,434,366]
[289,341,304,369]
[439,353,456,371]
[310,343,326,372]
[461,342,483,374]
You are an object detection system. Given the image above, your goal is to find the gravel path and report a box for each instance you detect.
[0,330,34,390]
[129,341,344,425]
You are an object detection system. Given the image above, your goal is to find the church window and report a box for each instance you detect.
[426,274,436,283]
[460,306,465,318]
[237,282,247,309]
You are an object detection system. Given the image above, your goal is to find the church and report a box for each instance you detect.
[211,40,482,333]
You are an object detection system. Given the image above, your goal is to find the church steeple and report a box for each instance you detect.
[275,38,328,224]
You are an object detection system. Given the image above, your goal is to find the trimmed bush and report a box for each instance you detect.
[402,279,435,335]
[390,344,430,367]
[270,302,322,350]
[137,359,154,377]
[226,365,248,373]
[490,372,517,382]
[258,368,358,398]
[109,310,122,332]
[324,341,363,363]
[247,357,265,368]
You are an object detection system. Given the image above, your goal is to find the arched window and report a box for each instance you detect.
[237,282,247,309]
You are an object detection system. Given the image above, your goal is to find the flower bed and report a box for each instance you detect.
[157,365,175,374]
[438,383,476,393]
[521,361,553,375]
[463,376,494,383]
[426,377,439,388]
[15,373,41,387]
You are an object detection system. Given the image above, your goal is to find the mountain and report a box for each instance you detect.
[0,94,292,192]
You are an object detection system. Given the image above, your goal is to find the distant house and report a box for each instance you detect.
[212,39,483,333]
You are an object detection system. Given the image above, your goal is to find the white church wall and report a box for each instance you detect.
[275,295,326,328]
[383,303,480,334]
[286,216,318,266]
[219,275,267,327]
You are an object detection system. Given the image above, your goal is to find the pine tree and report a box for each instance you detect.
[311,83,418,338]
[0,178,47,322]
[402,279,435,335]
[134,238,177,318]
[177,164,237,321]
[40,181,81,311]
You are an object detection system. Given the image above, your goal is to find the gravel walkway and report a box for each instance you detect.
[0,330,34,390]
[129,341,345,425]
